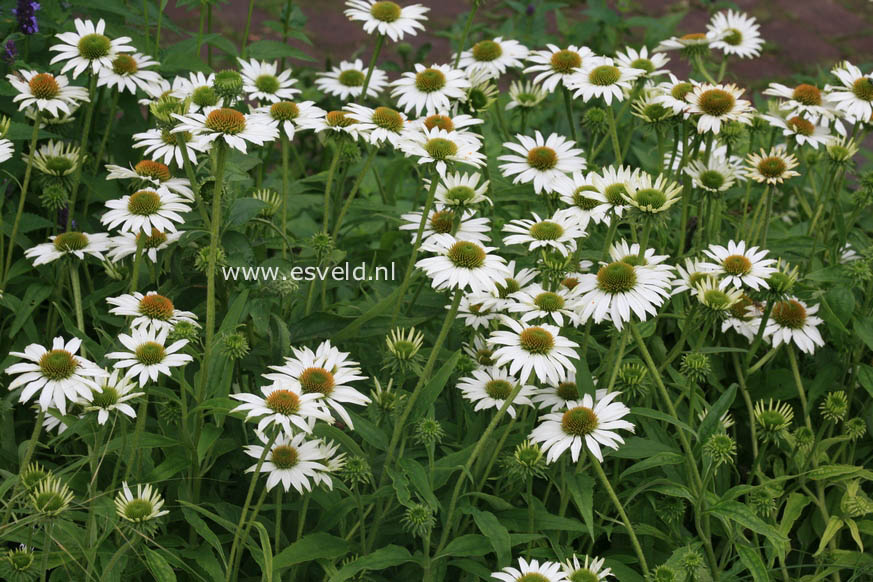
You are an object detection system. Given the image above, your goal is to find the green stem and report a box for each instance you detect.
[155,0,163,53]
[605,104,622,163]
[204,142,228,368]
[360,34,385,100]
[67,74,99,230]
[69,264,86,356]
[241,0,256,58]
[128,232,147,293]
[274,488,283,553]
[281,134,290,258]
[322,146,341,234]
[454,1,479,68]
[332,146,377,238]
[562,86,579,143]
[123,394,149,481]
[231,486,270,579]
[605,328,628,392]
[0,408,46,528]
[92,90,121,174]
[39,523,53,582]
[787,346,812,430]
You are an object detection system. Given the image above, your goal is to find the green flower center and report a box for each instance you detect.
[604,183,628,205]
[265,389,301,415]
[772,299,806,329]
[698,88,735,116]
[758,409,789,430]
[7,548,34,570]
[722,254,752,275]
[703,289,734,310]
[633,187,667,209]
[135,342,166,365]
[424,137,458,160]
[518,573,550,582]
[415,68,447,93]
[851,77,873,102]
[597,261,637,294]
[722,28,743,46]
[519,326,554,355]
[526,146,558,170]
[757,156,787,178]
[787,116,814,136]
[533,291,564,312]
[561,406,599,436]
[630,58,655,73]
[214,70,244,97]
[111,54,138,75]
[529,220,564,240]
[271,101,300,121]
[77,33,111,59]
[28,73,61,99]
[139,294,175,320]
[792,84,821,106]
[370,1,401,22]
[569,569,600,582]
[472,40,503,62]
[326,110,354,127]
[33,491,68,515]
[589,64,621,86]
[124,498,155,521]
[484,379,513,399]
[699,169,726,190]
[447,240,486,269]
[556,381,579,401]
[205,108,247,134]
[429,210,455,234]
[671,81,694,101]
[423,114,453,131]
[621,254,646,266]
[53,231,89,252]
[128,190,162,216]
[192,85,219,107]
[469,87,491,110]
[254,74,280,94]
[550,50,582,74]
[271,444,300,469]
[38,349,78,381]
[91,385,120,409]
[496,277,521,298]
[44,155,75,175]
[141,229,168,249]
[573,186,601,209]
[475,348,494,366]
[642,103,670,120]
[135,160,171,182]
[372,106,404,131]
[445,185,476,204]
[300,367,336,396]
[338,69,366,87]
[161,129,189,145]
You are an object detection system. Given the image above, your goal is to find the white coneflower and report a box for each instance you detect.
[5,337,107,415]
[107,229,182,263]
[101,186,191,234]
[758,298,825,354]
[105,327,193,386]
[343,0,429,41]
[567,56,643,105]
[390,63,470,116]
[621,172,683,214]
[24,231,110,266]
[615,46,670,78]
[433,171,490,207]
[114,481,169,524]
[231,384,331,434]
[49,18,134,78]
[654,32,714,58]
[171,71,222,111]
[506,283,582,327]
[489,317,579,384]
[105,160,194,200]
[131,127,211,167]
[561,554,614,582]
[244,430,335,493]
[345,103,407,147]
[456,37,529,80]
[722,294,763,341]
[457,367,535,418]
[707,10,764,59]
[397,126,484,175]
[32,140,83,178]
[492,558,567,582]
[96,53,163,94]
[261,340,370,428]
[506,80,548,110]
[498,131,585,194]
[607,240,673,272]
[463,334,498,368]
[7,70,89,117]
[652,73,698,115]
[85,370,144,425]
[172,106,279,153]
[457,295,501,330]
[588,165,644,216]
[763,82,842,129]
[685,158,739,193]
[416,233,509,295]
[532,372,601,412]
[744,146,800,185]
[764,113,831,149]
[672,257,711,296]
[316,59,387,100]
[252,100,326,141]
[524,44,593,93]
[502,211,586,257]
[557,172,611,227]
[701,240,777,291]
[106,291,198,334]
[488,260,539,310]
[685,83,754,134]
[694,277,744,315]
[399,205,490,244]
[407,109,484,133]
[0,139,13,163]
[238,58,300,103]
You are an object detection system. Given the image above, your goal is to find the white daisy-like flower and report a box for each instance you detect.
[172,106,279,153]
[244,430,335,493]
[607,240,672,273]
[685,83,754,134]
[101,186,191,234]
[529,391,634,462]
[708,10,764,59]
[312,440,346,490]
[397,126,484,175]
[32,140,84,177]
[106,291,199,334]
[575,256,674,330]
[114,481,169,523]
[7,70,89,117]
[663,140,744,175]
[96,53,163,94]
[701,240,777,291]
[457,367,535,419]
[262,340,370,428]
[433,171,491,207]
[722,296,763,341]
[589,165,644,216]
[301,109,364,140]
[672,257,711,296]
[744,146,800,184]
[252,100,325,141]
[499,131,585,194]
[231,384,331,434]
[764,113,831,149]
[399,205,490,244]
[131,127,211,167]
[0,139,13,163]
[507,283,582,327]
[49,18,135,78]
[621,172,683,214]
[105,160,194,200]
[390,63,470,116]
[487,260,539,311]
[238,58,300,103]
[532,372,602,412]
[456,295,502,330]
[685,157,739,193]
[344,0,429,41]
[345,103,407,146]
[502,211,585,257]
[456,37,529,80]
[763,82,842,129]
[567,56,643,104]
[561,554,614,582]
[171,72,223,111]
[654,32,715,56]
[490,317,579,385]
[105,327,193,386]
[492,557,567,582]
[524,44,593,93]
[463,334,498,368]
[416,233,509,295]
[406,110,484,133]
[44,409,71,435]
[652,73,698,115]
[615,46,670,77]
[695,276,744,315]
[24,231,111,266]
[5,337,107,415]
[107,229,182,263]
[840,244,861,264]
[506,79,548,110]
[85,370,144,425]
[758,298,825,354]
[316,59,387,100]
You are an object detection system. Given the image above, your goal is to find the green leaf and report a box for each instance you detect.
[182,508,226,567]
[7,284,53,338]
[708,500,789,555]
[250,521,273,582]
[273,532,349,568]
[698,383,737,444]
[566,473,595,540]
[736,544,771,582]
[630,407,695,434]
[247,40,313,61]
[816,516,843,555]
[408,350,461,423]
[227,198,267,227]
[143,548,177,582]
[197,424,222,463]
[807,465,873,481]
[329,545,414,582]
[398,458,438,509]
[470,508,511,566]
[620,452,684,479]
[779,493,810,536]
[853,316,873,352]
[857,364,873,399]
[435,534,492,559]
